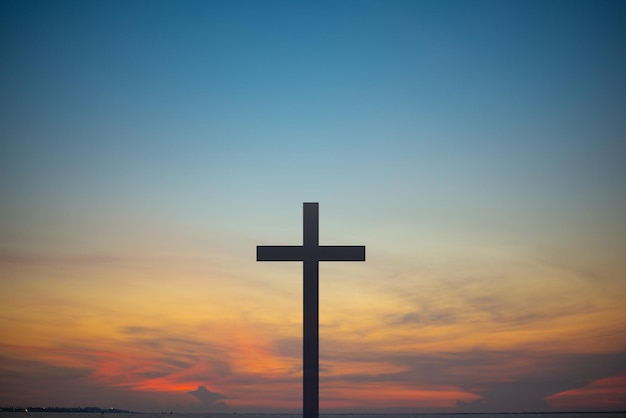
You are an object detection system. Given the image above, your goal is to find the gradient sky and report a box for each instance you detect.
[1,0,625,413]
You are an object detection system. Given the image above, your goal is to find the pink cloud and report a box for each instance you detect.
[546,374,626,410]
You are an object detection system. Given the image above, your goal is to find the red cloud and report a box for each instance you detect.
[546,374,626,410]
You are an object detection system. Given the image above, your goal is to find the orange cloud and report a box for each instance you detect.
[546,374,626,409]
[319,382,480,410]
[2,244,625,412]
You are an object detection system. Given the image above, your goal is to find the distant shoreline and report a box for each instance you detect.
[2,409,626,416]
[0,408,137,414]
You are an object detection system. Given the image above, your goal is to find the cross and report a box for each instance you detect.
[257,202,365,418]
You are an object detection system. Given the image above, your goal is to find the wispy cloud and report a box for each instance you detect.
[546,374,626,410]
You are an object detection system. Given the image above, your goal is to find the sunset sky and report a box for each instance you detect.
[1,0,625,413]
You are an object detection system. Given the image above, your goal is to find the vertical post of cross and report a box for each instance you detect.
[303,202,319,418]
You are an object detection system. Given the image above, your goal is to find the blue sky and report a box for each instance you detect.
[3,1,625,218]
[1,0,625,413]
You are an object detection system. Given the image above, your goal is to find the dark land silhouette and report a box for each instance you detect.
[0,407,137,414]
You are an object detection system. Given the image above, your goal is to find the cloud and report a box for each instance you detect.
[187,386,229,411]
[120,326,161,335]
[0,353,92,383]
[317,343,626,412]
[396,307,458,327]
[546,374,626,410]
[272,337,301,359]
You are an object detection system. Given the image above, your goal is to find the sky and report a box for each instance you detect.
[1,0,625,413]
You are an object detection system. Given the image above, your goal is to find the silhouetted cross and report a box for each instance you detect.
[257,202,366,418]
